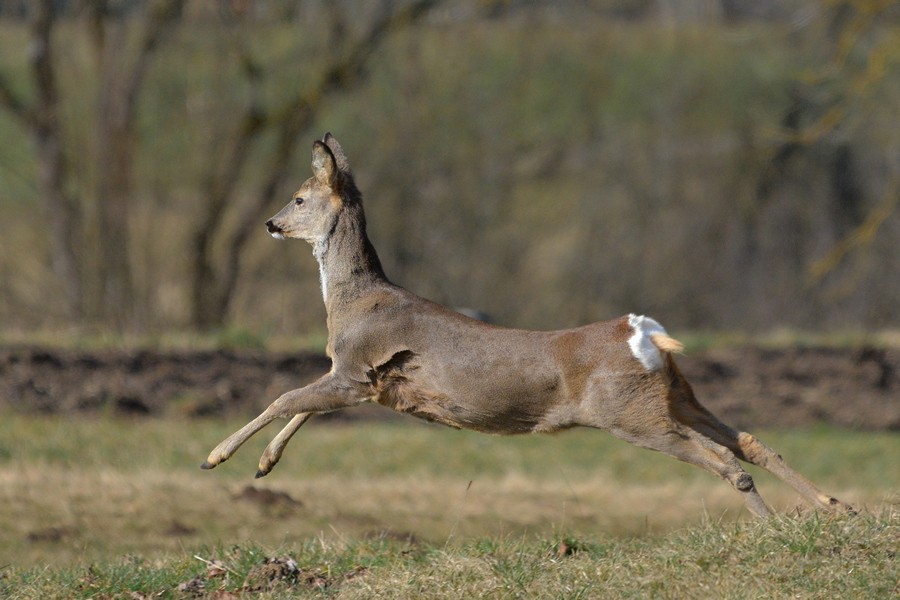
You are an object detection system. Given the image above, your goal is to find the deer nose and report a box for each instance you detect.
[265,220,278,233]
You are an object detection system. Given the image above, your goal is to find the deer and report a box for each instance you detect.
[201,133,854,519]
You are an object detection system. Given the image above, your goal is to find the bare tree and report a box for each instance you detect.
[804,0,900,281]
[0,0,83,317]
[0,0,186,327]
[85,0,186,326]
[189,0,439,330]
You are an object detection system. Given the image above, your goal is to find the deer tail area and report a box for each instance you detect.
[650,333,684,355]
[626,314,684,371]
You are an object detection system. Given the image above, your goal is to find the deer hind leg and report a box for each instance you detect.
[613,425,773,517]
[733,431,853,513]
[674,401,854,514]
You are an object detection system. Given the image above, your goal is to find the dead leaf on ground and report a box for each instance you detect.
[205,559,229,579]
[176,576,205,596]
[242,556,332,592]
[206,591,240,599]
[343,565,369,581]
[553,538,589,558]
[129,592,164,599]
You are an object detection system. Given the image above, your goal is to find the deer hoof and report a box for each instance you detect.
[200,461,217,470]
[734,472,755,491]
[829,497,857,515]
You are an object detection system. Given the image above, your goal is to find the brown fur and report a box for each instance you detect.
[201,134,853,518]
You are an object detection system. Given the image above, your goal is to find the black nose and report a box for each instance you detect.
[265,220,278,233]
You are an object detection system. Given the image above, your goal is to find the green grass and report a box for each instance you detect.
[0,326,330,354]
[2,326,898,356]
[1,413,895,486]
[2,513,896,599]
[678,328,900,353]
[0,413,896,597]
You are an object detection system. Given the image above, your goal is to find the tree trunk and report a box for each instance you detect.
[92,66,136,325]
[86,0,186,328]
[32,0,84,319]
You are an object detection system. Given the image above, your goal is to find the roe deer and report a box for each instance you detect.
[201,133,853,518]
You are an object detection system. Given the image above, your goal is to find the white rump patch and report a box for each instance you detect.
[627,314,669,371]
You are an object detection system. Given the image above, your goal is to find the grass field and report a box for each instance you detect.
[0,413,896,597]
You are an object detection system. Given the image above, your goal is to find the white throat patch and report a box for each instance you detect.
[627,314,668,371]
[313,239,328,302]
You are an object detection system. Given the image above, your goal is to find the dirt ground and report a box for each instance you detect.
[0,345,897,431]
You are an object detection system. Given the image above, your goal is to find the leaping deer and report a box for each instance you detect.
[201,133,853,518]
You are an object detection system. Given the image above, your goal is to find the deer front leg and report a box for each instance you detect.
[201,373,362,471]
[255,413,313,478]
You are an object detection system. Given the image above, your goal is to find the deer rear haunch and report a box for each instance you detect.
[201,133,853,518]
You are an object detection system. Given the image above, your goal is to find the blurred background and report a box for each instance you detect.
[1,3,898,581]
[0,0,898,339]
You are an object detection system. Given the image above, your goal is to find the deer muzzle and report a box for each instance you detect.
[265,220,286,240]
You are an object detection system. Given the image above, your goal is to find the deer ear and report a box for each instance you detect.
[311,141,337,187]
[323,132,351,173]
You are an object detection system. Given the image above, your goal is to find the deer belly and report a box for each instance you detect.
[373,376,563,434]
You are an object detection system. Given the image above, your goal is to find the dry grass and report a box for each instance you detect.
[0,414,896,597]
[0,414,896,570]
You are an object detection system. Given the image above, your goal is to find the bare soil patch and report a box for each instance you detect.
[0,345,896,430]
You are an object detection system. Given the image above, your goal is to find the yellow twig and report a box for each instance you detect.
[809,179,900,282]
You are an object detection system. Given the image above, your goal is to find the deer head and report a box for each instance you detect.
[265,137,348,244]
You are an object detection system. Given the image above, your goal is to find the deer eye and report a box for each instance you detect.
[294,197,304,206]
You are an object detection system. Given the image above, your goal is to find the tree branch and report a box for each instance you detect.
[0,72,35,127]
[30,0,85,316]
[269,0,439,129]
[122,0,186,126]
[192,0,439,326]
[809,178,900,282]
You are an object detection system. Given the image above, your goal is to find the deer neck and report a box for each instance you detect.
[313,205,385,310]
